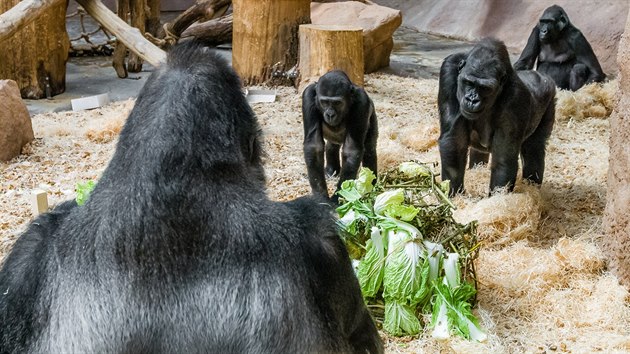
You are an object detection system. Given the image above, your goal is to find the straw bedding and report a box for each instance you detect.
[1,73,627,353]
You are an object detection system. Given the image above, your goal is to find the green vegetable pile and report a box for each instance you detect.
[336,162,485,341]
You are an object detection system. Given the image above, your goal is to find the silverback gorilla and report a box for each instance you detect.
[0,42,383,354]
[514,4,605,91]
[302,70,378,201]
[438,38,556,196]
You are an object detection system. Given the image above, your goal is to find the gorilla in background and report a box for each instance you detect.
[514,4,605,91]
[302,70,378,202]
[0,41,383,354]
[438,38,556,196]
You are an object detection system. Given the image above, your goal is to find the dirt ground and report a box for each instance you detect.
[0,73,628,353]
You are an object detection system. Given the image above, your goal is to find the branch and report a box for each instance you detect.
[0,0,62,43]
[75,0,166,66]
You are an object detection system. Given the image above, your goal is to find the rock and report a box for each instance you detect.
[0,80,34,162]
[311,1,402,73]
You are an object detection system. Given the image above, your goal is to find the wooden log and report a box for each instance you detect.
[145,0,161,37]
[127,0,146,72]
[232,0,310,86]
[0,0,62,43]
[112,0,130,78]
[0,0,69,99]
[298,24,364,91]
[75,0,166,67]
[181,13,232,46]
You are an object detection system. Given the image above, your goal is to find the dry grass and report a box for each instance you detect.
[1,73,627,354]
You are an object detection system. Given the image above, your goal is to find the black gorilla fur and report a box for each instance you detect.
[514,5,605,91]
[0,41,382,353]
[302,70,378,201]
[438,38,556,196]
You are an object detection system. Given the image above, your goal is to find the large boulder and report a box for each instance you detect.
[311,1,402,73]
[0,80,34,162]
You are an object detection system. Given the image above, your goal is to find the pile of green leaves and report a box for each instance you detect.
[336,162,485,341]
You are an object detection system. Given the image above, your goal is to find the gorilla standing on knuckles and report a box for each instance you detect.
[302,70,378,201]
[514,5,605,91]
[0,42,383,353]
[438,38,556,196]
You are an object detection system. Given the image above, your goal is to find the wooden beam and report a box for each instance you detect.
[0,0,62,43]
[75,0,166,66]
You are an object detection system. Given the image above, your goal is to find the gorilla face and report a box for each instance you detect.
[538,5,568,44]
[315,72,353,127]
[456,49,505,120]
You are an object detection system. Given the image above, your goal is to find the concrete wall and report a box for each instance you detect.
[373,0,629,76]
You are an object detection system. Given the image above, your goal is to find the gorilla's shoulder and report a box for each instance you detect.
[281,196,338,232]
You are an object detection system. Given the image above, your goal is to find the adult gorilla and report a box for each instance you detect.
[438,38,556,196]
[0,42,382,354]
[514,5,605,91]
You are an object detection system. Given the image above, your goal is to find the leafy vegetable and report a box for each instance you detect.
[75,180,96,206]
[335,162,481,340]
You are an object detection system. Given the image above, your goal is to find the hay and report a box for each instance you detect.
[555,81,617,122]
[453,185,543,248]
[1,73,628,354]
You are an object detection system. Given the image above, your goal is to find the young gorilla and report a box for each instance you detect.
[438,38,556,196]
[302,70,378,201]
[0,42,383,354]
[514,5,605,91]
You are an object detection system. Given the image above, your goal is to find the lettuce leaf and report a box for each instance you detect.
[75,180,96,206]
[383,301,422,336]
[358,227,387,299]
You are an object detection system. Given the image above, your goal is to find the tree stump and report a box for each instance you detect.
[0,0,69,99]
[298,24,364,91]
[603,9,630,288]
[232,0,311,86]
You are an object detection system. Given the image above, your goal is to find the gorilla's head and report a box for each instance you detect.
[538,5,570,44]
[315,70,354,127]
[456,39,511,120]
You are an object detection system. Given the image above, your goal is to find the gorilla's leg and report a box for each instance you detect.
[468,148,489,168]
[521,100,555,184]
[361,116,378,175]
[569,63,589,91]
[325,142,341,177]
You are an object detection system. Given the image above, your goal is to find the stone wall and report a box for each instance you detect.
[373,0,628,77]
[602,10,630,288]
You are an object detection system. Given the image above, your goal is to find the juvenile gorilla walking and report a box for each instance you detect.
[514,5,605,91]
[0,42,382,354]
[302,70,378,201]
[438,38,556,196]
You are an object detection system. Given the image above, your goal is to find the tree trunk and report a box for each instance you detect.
[127,0,146,72]
[181,13,232,46]
[232,0,310,86]
[145,0,161,37]
[0,0,62,43]
[603,9,630,288]
[298,24,364,91]
[112,0,130,78]
[0,0,69,99]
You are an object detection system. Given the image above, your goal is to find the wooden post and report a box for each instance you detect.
[127,0,146,72]
[298,24,364,91]
[145,0,161,37]
[0,0,69,99]
[112,0,130,78]
[232,0,311,86]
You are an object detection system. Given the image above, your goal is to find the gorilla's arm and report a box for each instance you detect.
[337,89,372,191]
[438,52,470,195]
[571,31,606,84]
[302,84,328,198]
[514,27,541,70]
[285,197,383,354]
[0,201,77,352]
